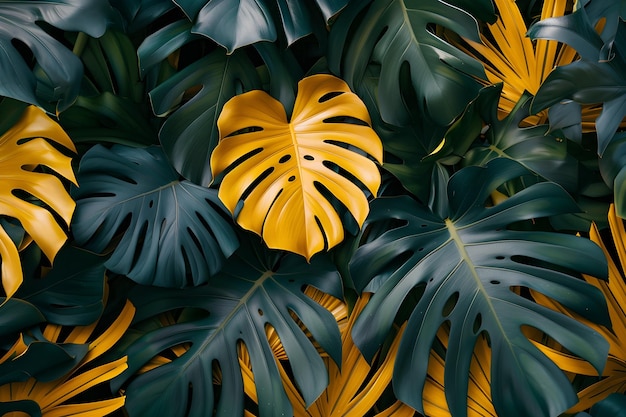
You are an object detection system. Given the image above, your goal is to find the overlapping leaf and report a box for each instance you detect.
[328,0,485,126]
[211,74,382,260]
[0,0,111,111]
[462,85,577,191]
[113,245,343,417]
[0,104,76,299]
[71,145,238,287]
[148,45,261,186]
[174,0,348,52]
[0,301,134,416]
[349,158,610,417]
[530,4,626,155]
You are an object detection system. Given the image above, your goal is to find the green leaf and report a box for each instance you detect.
[174,0,348,52]
[0,341,88,385]
[0,400,41,416]
[0,298,45,339]
[599,132,626,218]
[71,145,239,288]
[584,393,626,417]
[349,158,610,417]
[109,0,174,32]
[0,0,112,111]
[328,0,485,126]
[113,243,342,417]
[149,49,261,186]
[60,30,159,148]
[532,58,626,156]
[464,85,578,192]
[14,246,106,326]
[530,13,626,156]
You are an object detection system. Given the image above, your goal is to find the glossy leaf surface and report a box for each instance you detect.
[114,245,343,417]
[0,105,76,299]
[463,86,577,191]
[14,246,106,326]
[72,145,238,287]
[533,205,626,412]
[174,0,347,52]
[328,0,485,126]
[0,0,111,110]
[350,159,610,417]
[530,9,626,155]
[149,48,261,186]
[212,74,382,260]
[0,301,134,416]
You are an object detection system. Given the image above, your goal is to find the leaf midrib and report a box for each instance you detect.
[182,270,274,374]
[444,218,519,366]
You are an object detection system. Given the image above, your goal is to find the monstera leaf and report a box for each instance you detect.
[71,145,239,288]
[462,85,577,191]
[0,104,76,299]
[148,46,261,186]
[13,246,106,326]
[349,159,610,417]
[113,244,343,417]
[530,7,626,155]
[0,301,134,416]
[328,0,485,126]
[173,0,348,52]
[211,74,382,260]
[0,0,111,110]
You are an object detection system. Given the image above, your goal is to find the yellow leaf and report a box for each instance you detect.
[451,0,614,130]
[0,301,134,416]
[212,74,382,260]
[532,204,626,412]
[0,105,76,299]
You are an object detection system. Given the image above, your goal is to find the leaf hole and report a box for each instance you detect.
[318,91,343,103]
[442,292,459,317]
[225,126,263,137]
[323,116,369,126]
[473,314,482,334]
[240,167,274,201]
[303,155,314,161]
[490,280,500,285]
[149,200,154,208]
[258,308,264,316]
[495,255,505,260]
[288,175,296,182]
[418,247,424,252]
[279,154,291,164]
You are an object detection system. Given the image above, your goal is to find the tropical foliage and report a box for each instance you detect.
[1,0,626,416]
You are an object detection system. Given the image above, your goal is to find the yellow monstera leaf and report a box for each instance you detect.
[212,74,382,259]
[0,105,76,299]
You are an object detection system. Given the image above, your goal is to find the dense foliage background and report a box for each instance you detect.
[1,0,626,416]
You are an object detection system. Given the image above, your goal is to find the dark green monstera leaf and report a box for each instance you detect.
[0,0,112,111]
[462,84,577,192]
[173,0,348,52]
[71,145,239,287]
[530,7,626,156]
[60,30,159,148]
[349,158,610,417]
[14,246,106,326]
[599,132,626,218]
[113,243,343,417]
[147,47,261,186]
[328,0,485,127]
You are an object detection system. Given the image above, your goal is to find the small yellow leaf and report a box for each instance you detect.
[0,105,76,298]
[212,74,382,260]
